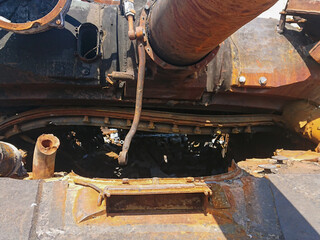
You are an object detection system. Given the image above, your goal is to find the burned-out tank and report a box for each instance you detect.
[0,0,320,239]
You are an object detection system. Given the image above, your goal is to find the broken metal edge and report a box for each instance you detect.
[68,160,242,185]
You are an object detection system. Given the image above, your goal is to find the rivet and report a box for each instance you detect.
[259,77,267,86]
[238,76,246,84]
[187,177,194,183]
[122,178,129,184]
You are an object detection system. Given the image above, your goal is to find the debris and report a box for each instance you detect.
[258,164,277,174]
[274,149,320,162]
[272,155,288,164]
[106,152,119,160]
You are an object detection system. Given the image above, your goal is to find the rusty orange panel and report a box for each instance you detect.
[286,0,320,14]
[229,18,319,88]
[310,41,320,64]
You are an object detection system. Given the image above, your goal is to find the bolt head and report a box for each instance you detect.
[259,77,267,86]
[81,69,90,75]
[238,76,246,84]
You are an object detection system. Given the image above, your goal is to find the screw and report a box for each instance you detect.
[259,77,267,86]
[238,76,246,84]
[55,19,61,25]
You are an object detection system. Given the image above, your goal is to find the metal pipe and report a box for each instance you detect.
[0,141,23,177]
[32,134,60,179]
[148,0,277,66]
[128,15,136,40]
[118,40,146,165]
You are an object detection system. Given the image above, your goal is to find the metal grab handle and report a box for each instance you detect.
[118,40,146,165]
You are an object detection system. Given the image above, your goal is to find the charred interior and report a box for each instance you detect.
[4,126,315,178]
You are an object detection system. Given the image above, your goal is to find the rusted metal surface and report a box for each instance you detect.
[0,107,280,139]
[282,101,320,145]
[32,134,60,179]
[4,156,320,239]
[71,161,241,223]
[310,41,320,64]
[139,8,220,72]
[75,177,213,217]
[229,18,317,88]
[286,0,320,14]
[0,2,318,237]
[275,149,320,162]
[70,162,242,223]
[7,168,320,239]
[0,0,72,34]
[0,141,23,177]
[147,0,277,66]
[119,40,146,165]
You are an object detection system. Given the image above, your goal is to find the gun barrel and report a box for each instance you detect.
[148,0,277,66]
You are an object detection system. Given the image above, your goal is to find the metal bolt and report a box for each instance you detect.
[81,68,90,76]
[186,177,194,183]
[55,19,61,25]
[238,76,246,84]
[259,77,267,86]
[122,178,129,184]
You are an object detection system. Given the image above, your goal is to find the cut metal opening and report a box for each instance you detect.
[108,193,205,214]
[77,23,100,62]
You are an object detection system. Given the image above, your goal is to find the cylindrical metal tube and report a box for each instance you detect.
[0,141,23,177]
[148,0,277,66]
[118,40,146,165]
[32,134,60,179]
